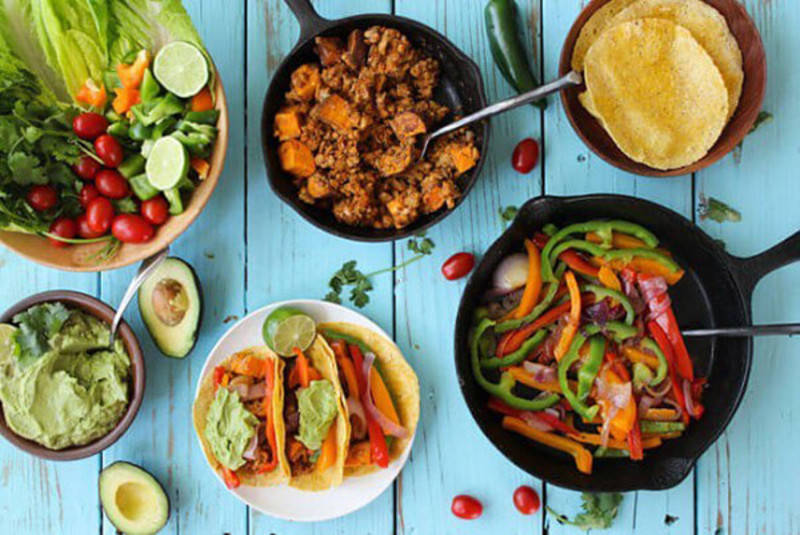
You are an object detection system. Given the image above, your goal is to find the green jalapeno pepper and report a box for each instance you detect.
[577,335,606,401]
[480,329,547,369]
[583,284,635,325]
[640,338,669,386]
[639,421,685,434]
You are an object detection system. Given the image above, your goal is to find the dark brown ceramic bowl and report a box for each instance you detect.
[559,0,767,177]
[0,291,145,461]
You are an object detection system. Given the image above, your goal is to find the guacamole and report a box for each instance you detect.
[0,304,131,450]
[296,379,338,451]
[203,387,258,470]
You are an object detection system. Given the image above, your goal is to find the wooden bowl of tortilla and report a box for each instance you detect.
[559,0,766,177]
[0,80,228,271]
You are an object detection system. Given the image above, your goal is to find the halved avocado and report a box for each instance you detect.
[99,461,169,535]
[138,257,202,358]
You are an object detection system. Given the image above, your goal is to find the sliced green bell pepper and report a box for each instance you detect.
[639,421,685,434]
[495,263,566,334]
[584,284,635,325]
[480,329,547,369]
[577,335,606,401]
[602,248,682,274]
[558,333,599,421]
[640,338,669,387]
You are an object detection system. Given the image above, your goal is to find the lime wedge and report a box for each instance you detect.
[0,324,18,365]
[146,137,188,190]
[263,308,316,357]
[153,41,209,98]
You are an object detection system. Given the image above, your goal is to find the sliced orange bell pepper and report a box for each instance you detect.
[230,351,266,377]
[586,231,647,249]
[513,239,542,319]
[258,362,278,473]
[112,87,140,114]
[191,157,211,180]
[598,265,622,292]
[503,416,593,474]
[597,368,636,441]
[622,346,661,370]
[293,347,321,387]
[600,257,684,285]
[117,50,151,89]
[191,87,214,112]
[76,79,107,108]
[643,408,679,421]
[507,366,573,394]
[370,367,400,426]
[315,425,338,472]
[573,432,661,451]
[553,271,581,361]
[559,250,600,278]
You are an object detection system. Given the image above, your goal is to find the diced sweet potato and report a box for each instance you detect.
[274,105,302,140]
[375,143,413,176]
[317,94,353,131]
[390,111,426,139]
[386,193,419,229]
[314,36,344,66]
[306,173,332,198]
[423,186,446,213]
[278,139,315,178]
[447,143,479,175]
[290,64,320,101]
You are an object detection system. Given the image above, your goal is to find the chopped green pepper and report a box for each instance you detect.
[480,329,547,369]
[583,284,635,325]
[495,263,566,333]
[164,188,184,215]
[185,110,220,125]
[128,121,152,141]
[632,362,654,391]
[640,338,669,387]
[128,174,159,201]
[602,248,682,274]
[140,69,161,102]
[639,421,685,434]
[106,122,129,138]
[558,333,599,421]
[117,155,145,179]
[577,335,606,401]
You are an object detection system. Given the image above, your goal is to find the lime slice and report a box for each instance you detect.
[263,308,316,357]
[146,137,188,190]
[0,324,18,365]
[153,41,209,98]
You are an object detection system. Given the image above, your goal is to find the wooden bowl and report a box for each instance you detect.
[0,79,229,271]
[559,0,767,177]
[0,291,145,460]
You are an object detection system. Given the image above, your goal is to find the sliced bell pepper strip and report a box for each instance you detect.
[293,347,312,388]
[507,366,575,393]
[258,361,278,473]
[604,350,630,382]
[221,467,240,489]
[191,87,214,112]
[347,343,368,394]
[316,425,338,472]
[584,284,634,325]
[513,239,543,319]
[559,249,600,278]
[117,50,151,89]
[598,265,622,291]
[643,408,679,421]
[488,397,579,437]
[647,320,690,425]
[370,366,400,426]
[481,329,547,369]
[367,417,389,468]
[553,271,581,361]
[622,346,661,370]
[549,240,607,271]
[558,334,599,421]
[662,307,694,381]
[496,264,567,334]
[502,416,593,474]
[76,79,107,108]
[639,338,668,386]
[602,251,685,285]
[586,231,648,250]
[191,157,211,180]
[230,351,267,377]
[577,335,606,401]
[628,417,644,460]
[596,367,637,441]
[112,87,140,114]
[642,431,683,440]
[573,432,661,450]
[639,421,686,434]
[213,366,225,392]
[472,319,561,411]
[330,339,359,397]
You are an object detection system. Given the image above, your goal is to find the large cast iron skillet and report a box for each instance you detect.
[455,195,800,491]
[261,0,489,241]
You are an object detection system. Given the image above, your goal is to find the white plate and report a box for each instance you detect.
[194,299,415,522]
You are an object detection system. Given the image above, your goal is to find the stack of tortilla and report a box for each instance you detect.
[571,0,743,170]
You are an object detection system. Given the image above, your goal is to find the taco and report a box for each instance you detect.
[193,346,289,489]
[281,337,349,491]
[318,322,420,477]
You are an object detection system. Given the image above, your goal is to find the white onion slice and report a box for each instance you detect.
[493,253,529,292]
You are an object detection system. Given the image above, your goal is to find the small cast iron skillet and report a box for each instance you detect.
[454,195,800,491]
[0,291,145,461]
[261,0,489,241]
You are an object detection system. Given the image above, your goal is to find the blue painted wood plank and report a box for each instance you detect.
[393,1,546,533]
[99,1,249,534]
[695,1,800,534]
[541,2,694,533]
[0,259,100,535]
[246,1,394,533]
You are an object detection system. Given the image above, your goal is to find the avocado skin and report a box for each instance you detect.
[138,257,204,359]
[99,461,170,535]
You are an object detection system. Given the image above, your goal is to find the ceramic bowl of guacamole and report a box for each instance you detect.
[0,290,145,460]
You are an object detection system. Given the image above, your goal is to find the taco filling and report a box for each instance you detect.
[204,349,281,489]
[322,330,408,471]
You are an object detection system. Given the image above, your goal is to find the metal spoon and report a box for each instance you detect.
[418,70,583,161]
[108,247,170,347]
[682,323,800,338]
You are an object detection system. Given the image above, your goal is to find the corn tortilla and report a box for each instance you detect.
[571,0,639,72]
[584,18,728,170]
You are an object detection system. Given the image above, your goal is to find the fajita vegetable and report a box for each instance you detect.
[471,219,705,474]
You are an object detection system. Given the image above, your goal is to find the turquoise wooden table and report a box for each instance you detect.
[1,0,797,533]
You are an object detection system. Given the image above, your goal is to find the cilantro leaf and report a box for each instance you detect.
[113,197,138,214]
[8,152,46,185]
[499,205,518,224]
[698,195,741,223]
[12,303,70,366]
[547,493,623,531]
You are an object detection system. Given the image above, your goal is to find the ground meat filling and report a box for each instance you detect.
[274,26,480,229]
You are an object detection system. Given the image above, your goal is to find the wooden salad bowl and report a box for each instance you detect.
[0,78,228,271]
[558,0,767,177]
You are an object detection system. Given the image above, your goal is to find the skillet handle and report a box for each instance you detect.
[730,230,800,298]
[284,0,329,41]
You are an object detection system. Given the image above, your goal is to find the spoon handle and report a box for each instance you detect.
[426,71,583,141]
[682,323,800,337]
[109,247,170,345]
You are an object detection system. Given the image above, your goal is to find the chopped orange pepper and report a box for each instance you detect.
[191,87,214,112]
[643,408,679,421]
[598,265,622,292]
[502,416,593,474]
[597,368,636,441]
[553,271,581,361]
[76,79,107,108]
[191,157,211,180]
[513,239,542,319]
[573,432,661,450]
[596,257,685,285]
[622,346,661,370]
[117,50,151,89]
[370,367,400,426]
[507,366,574,393]
[294,347,311,388]
[315,425,338,472]
[112,87,140,114]
[230,351,266,377]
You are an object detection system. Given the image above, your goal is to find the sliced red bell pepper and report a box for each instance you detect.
[647,321,690,425]
[213,366,225,392]
[603,350,630,382]
[663,307,694,381]
[350,343,389,468]
[559,250,600,278]
[348,344,368,395]
[488,397,579,437]
[628,417,644,461]
[221,467,240,489]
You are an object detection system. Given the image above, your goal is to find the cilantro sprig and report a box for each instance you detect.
[325,234,435,308]
[12,302,70,367]
[547,492,623,531]
[698,195,741,223]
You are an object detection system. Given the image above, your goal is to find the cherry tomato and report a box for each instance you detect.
[79,183,100,208]
[73,155,101,180]
[26,185,58,212]
[111,214,154,243]
[451,495,482,520]
[72,112,108,140]
[48,217,77,248]
[76,213,105,239]
[512,138,540,174]
[140,196,169,225]
[94,169,130,199]
[94,134,123,168]
[441,252,475,281]
[512,485,540,515]
[86,197,114,234]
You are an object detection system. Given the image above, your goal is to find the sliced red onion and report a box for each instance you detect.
[637,395,659,417]
[662,398,684,421]
[520,412,553,432]
[363,352,408,439]
[522,361,558,383]
[683,379,697,418]
[243,427,260,460]
[346,396,368,440]
[493,253,529,292]
[644,377,672,399]
[583,301,610,326]
[638,275,668,302]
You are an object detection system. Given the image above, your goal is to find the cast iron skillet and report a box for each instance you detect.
[261,0,489,241]
[454,195,800,491]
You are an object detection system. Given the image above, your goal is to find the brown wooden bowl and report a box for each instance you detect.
[559,0,767,177]
[0,78,229,271]
[0,291,145,460]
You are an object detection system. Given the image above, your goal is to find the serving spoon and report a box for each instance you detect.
[418,70,583,161]
[682,323,800,338]
[108,247,170,347]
